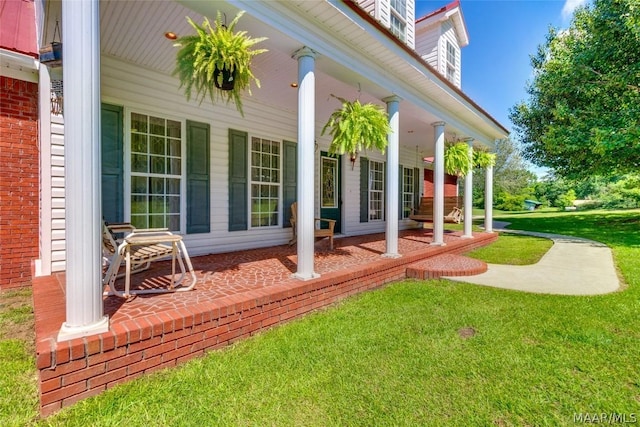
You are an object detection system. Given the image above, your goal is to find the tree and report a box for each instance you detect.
[510,0,640,180]
[471,138,536,208]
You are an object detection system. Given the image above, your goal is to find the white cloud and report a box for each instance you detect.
[561,0,588,21]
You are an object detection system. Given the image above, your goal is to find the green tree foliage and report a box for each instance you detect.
[510,0,640,179]
[472,138,536,209]
[597,174,640,208]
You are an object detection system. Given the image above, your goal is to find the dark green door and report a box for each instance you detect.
[320,152,342,233]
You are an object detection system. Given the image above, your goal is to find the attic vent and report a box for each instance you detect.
[51,79,63,115]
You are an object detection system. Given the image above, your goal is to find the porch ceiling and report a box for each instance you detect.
[97,0,506,154]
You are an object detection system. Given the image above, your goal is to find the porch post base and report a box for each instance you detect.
[461,234,474,239]
[382,253,402,259]
[57,316,109,342]
[430,242,446,247]
[292,272,320,281]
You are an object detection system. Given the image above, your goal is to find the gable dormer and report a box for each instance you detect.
[356,0,416,50]
[415,0,469,88]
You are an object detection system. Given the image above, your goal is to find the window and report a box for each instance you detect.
[321,156,338,208]
[446,41,457,82]
[390,0,407,42]
[402,167,414,219]
[369,160,384,221]
[130,112,182,231]
[250,137,280,227]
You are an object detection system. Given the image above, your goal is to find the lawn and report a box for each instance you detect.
[3,209,639,426]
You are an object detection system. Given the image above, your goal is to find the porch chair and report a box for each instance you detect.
[102,221,197,298]
[288,202,336,250]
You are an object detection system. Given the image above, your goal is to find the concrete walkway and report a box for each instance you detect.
[446,221,621,295]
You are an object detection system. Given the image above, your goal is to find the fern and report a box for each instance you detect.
[444,141,473,177]
[473,148,496,169]
[321,96,391,158]
[173,11,267,116]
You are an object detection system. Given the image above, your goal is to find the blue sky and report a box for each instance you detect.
[415,0,588,131]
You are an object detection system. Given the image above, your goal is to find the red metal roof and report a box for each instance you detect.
[416,0,461,23]
[0,0,38,57]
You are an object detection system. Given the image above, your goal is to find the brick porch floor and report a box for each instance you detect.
[33,228,496,416]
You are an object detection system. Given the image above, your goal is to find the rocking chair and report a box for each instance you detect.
[288,202,336,250]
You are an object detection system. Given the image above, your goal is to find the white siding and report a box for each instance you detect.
[405,0,415,50]
[50,116,66,272]
[415,26,440,70]
[341,144,423,237]
[44,54,429,266]
[356,0,376,17]
[378,0,391,28]
[441,20,461,88]
[102,56,303,257]
[356,0,414,49]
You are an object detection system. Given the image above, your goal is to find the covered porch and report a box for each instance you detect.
[34,227,496,415]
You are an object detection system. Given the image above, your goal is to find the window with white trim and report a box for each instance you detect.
[130,112,182,231]
[402,167,414,219]
[250,137,280,227]
[390,0,407,42]
[369,160,384,221]
[446,41,457,82]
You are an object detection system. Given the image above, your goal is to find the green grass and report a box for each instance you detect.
[4,209,640,426]
[466,233,553,265]
[0,288,38,427]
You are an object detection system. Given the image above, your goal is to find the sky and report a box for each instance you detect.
[414,0,589,131]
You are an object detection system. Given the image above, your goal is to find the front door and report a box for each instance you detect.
[320,152,342,233]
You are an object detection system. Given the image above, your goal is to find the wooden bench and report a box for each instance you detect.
[409,196,463,224]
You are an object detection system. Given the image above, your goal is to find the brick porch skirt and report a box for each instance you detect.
[33,229,497,416]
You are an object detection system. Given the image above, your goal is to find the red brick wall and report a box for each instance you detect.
[0,75,39,289]
[423,169,458,197]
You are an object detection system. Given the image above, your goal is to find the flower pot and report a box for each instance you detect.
[40,42,62,65]
[214,67,235,91]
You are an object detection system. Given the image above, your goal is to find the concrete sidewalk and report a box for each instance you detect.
[446,222,621,295]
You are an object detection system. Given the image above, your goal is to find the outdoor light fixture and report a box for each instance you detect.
[165,31,178,40]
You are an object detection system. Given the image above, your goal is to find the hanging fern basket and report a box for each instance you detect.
[214,67,236,91]
[321,95,391,159]
[173,11,267,116]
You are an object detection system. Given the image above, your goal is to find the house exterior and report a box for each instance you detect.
[0,0,40,290]
[415,0,468,88]
[31,0,507,339]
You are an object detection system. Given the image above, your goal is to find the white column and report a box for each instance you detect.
[431,122,446,246]
[484,164,494,233]
[58,0,109,341]
[292,47,319,280]
[383,96,401,258]
[462,137,474,238]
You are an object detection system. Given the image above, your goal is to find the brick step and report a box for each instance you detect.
[406,254,487,280]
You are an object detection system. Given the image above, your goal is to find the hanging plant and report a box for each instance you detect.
[473,148,496,169]
[321,95,391,160]
[444,141,473,177]
[173,10,267,116]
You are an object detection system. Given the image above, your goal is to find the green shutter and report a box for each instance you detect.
[186,120,210,234]
[101,103,123,223]
[228,129,248,231]
[360,157,369,223]
[383,162,387,221]
[399,165,404,218]
[413,167,421,210]
[283,140,297,228]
